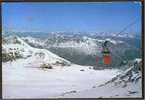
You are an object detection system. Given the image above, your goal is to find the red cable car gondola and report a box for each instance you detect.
[103,54,111,65]
[102,41,111,65]
[99,18,138,65]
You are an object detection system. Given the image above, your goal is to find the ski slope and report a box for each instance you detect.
[2,59,120,98]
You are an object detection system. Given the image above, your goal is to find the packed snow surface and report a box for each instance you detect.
[3,58,120,98]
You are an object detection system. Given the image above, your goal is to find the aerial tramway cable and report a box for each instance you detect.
[101,18,139,65]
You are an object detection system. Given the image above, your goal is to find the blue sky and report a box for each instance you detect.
[2,2,141,33]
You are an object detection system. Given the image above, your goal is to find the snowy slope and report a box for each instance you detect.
[60,59,142,98]
[2,35,71,66]
[3,57,142,98]
[2,60,120,98]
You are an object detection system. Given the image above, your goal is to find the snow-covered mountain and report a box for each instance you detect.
[18,33,141,68]
[4,30,138,38]
[2,31,141,68]
[2,35,71,67]
[21,36,45,48]
[93,32,137,38]
[19,35,125,57]
[2,34,142,98]
[44,35,124,55]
